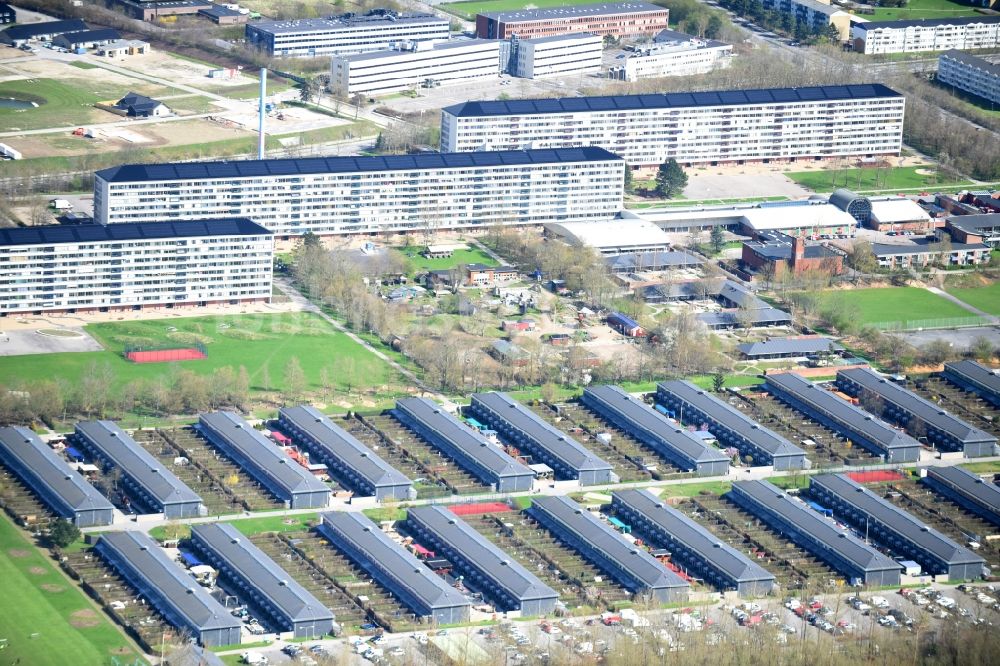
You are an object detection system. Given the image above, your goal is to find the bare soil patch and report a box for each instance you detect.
[7,548,30,558]
[40,583,65,593]
[69,609,101,628]
[28,566,47,575]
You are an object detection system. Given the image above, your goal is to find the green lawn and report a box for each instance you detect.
[945,282,1000,316]
[0,313,405,397]
[655,480,733,498]
[394,245,499,272]
[785,166,968,193]
[228,512,320,536]
[0,515,143,666]
[866,0,982,21]
[440,0,591,20]
[808,288,974,326]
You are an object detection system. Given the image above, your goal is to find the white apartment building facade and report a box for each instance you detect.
[0,219,273,315]
[761,0,852,40]
[94,149,626,237]
[245,13,450,58]
[440,84,905,168]
[511,33,603,79]
[331,39,501,97]
[608,31,733,81]
[852,17,1000,55]
[937,50,1000,105]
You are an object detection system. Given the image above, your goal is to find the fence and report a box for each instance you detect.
[869,316,987,332]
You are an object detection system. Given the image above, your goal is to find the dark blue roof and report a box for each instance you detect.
[608,312,641,329]
[443,84,902,118]
[199,4,242,17]
[0,219,271,248]
[0,19,88,40]
[96,147,623,183]
[56,28,120,44]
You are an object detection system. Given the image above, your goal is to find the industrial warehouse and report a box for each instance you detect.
[580,385,730,476]
[530,495,689,603]
[655,380,807,470]
[611,489,776,597]
[198,412,331,509]
[809,474,986,581]
[278,405,414,501]
[836,368,998,457]
[468,392,616,485]
[392,397,535,493]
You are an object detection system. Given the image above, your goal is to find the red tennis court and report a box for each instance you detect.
[449,502,513,516]
[846,470,905,483]
[125,347,207,363]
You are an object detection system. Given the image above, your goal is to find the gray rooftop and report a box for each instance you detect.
[480,2,663,21]
[407,505,558,603]
[339,38,498,62]
[190,523,333,625]
[96,531,240,633]
[531,495,689,591]
[319,512,471,612]
[730,480,901,573]
[471,392,613,473]
[0,426,113,517]
[944,360,1000,399]
[75,420,201,508]
[279,406,410,488]
[811,474,985,567]
[656,380,805,458]
[737,337,843,357]
[249,13,448,35]
[613,489,775,584]
[926,466,1000,516]
[583,385,729,465]
[198,412,331,496]
[394,398,534,478]
[764,373,920,453]
[946,213,1000,233]
[941,50,1000,77]
[837,368,996,447]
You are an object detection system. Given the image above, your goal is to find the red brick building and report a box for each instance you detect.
[741,233,844,278]
[476,2,669,40]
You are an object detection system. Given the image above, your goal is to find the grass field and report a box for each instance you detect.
[785,166,962,193]
[0,515,143,666]
[440,0,589,20]
[866,0,981,21]
[394,245,499,272]
[945,282,1000,316]
[808,287,973,325]
[0,313,405,398]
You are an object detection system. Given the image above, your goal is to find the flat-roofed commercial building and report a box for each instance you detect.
[94,149,625,237]
[440,84,904,169]
[836,368,997,457]
[246,13,449,57]
[73,420,203,518]
[0,426,114,527]
[763,373,921,463]
[941,360,1000,409]
[407,505,559,615]
[581,385,730,476]
[612,489,775,596]
[810,474,986,580]
[468,392,616,485]
[530,495,689,603]
[190,523,334,638]
[728,480,902,586]
[852,16,1000,55]
[331,40,501,97]
[512,33,603,79]
[922,466,1000,528]
[0,220,272,316]
[938,51,1000,106]
[317,512,471,624]
[476,2,669,40]
[278,406,413,501]
[393,398,535,492]
[656,380,807,469]
[198,412,331,509]
[608,30,733,81]
[95,531,242,647]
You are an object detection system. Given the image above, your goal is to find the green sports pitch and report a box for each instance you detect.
[808,287,974,326]
[440,0,596,20]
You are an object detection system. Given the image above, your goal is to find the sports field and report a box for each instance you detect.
[809,287,973,326]
[0,515,143,666]
[866,0,981,21]
[440,0,591,20]
[0,313,405,397]
[394,245,499,272]
[945,282,1000,316]
[784,166,957,194]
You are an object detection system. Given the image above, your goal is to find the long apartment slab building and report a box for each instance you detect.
[476,2,669,40]
[852,16,1000,55]
[246,13,450,58]
[810,474,986,581]
[938,51,1000,106]
[94,149,625,237]
[317,511,471,624]
[941,360,1000,409]
[406,505,559,615]
[836,368,997,457]
[440,84,905,168]
[612,489,775,596]
[922,466,1000,528]
[467,392,616,485]
[0,220,272,316]
[73,420,204,518]
[0,426,114,527]
[763,372,921,463]
[580,385,730,476]
[277,406,414,501]
[656,380,807,469]
[392,398,535,493]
